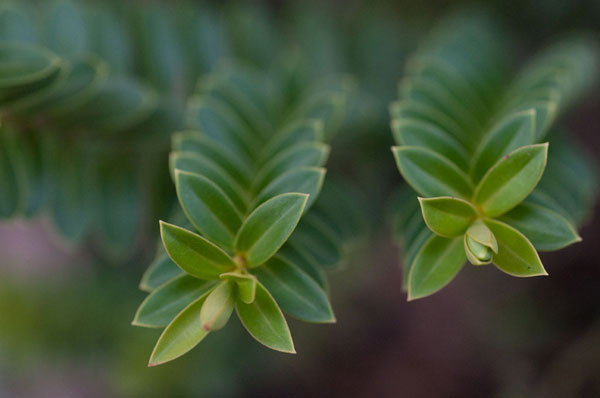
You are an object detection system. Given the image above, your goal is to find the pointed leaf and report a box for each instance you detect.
[408,235,466,300]
[498,202,580,251]
[253,142,329,193]
[133,275,215,328]
[474,143,548,217]
[402,226,433,291]
[253,257,334,323]
[172,131,252,187]
[392,146,473,198]
[471,110,535,183]
[220,272,257,304]
[186,94,257,161]
[235,193,308,267]
[236,281,295,353]
[261,120,323,161]
[170,151,248,213]
[418,196,477,237]
[391,118,470,171]
[160,221,236,280]
[287,212,343,269]
[485,219,547,277]
[148,295,210,366]
[139,253,184,292]
[253,167,325,212]
[276,244,328,290]
[0,42,63,104]
[175,169,242,251]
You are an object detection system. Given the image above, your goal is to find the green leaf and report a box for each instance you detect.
[260,119,323,162]
[392,146,473,199]
[418,196,477,237]
[45,0,89,55]
[19,132,51,218]
[172,131,252,188]
[471,109,535,183]
[220,272,257,304]
[148,294,210,366]
[160,221,236,280]
[139,253,184,292]
[175,169,242,251]
[287,212,343,269]
[89,8,132,73]
[66,77,156,133]
[0,4,35,42]
[252,167,325,212]
[186,96,257,161]
[390,101,469,150]
[402,226,433,291]
[391,118,470,171]
[399,78,483,144]
[95,160,140,259]
[50,144,93,243]
[291,91,345,139]
[202,72,273,140]
[235,193,308,267]
[534,135,598,226]
[253,142,329,193]
[0,42,63,105]
[0,128,21,219]
[498,202,580,251]
[135,4,186,95]
[170,151,248,213]
[236,281,295,353]
[133,275,215,328]
[276,244,328,290]
[36,56,108,118]
[473,143,548,217]
[485,219,547,277]
[253,257,335,323]
[408,235,466,300]
[199,282,235,332]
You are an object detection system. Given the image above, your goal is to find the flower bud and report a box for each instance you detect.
[466,235,493,263]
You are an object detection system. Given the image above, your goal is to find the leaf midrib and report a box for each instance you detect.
[416,237,462,290]
[260,266,322,313]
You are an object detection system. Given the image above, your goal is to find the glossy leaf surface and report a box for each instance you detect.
[236,281,295,353]
[408,235,466,300]
[418,196,477,237]
[474,143,548,217]
[235,193,308,267]
[160,221,236,280]
[485,219,547,277]
[253,257,334,323]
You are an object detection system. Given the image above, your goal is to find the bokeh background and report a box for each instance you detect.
[1,0,599,397]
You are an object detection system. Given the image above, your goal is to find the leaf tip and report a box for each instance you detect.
[406,293,419,302]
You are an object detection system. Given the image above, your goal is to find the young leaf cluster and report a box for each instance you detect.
[390,14,599,300]
[133,67,360,365]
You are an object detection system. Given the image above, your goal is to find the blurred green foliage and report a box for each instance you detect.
[0,0,598,396]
